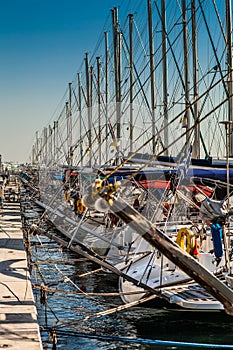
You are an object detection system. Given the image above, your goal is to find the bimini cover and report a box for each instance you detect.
[200,197,228,220]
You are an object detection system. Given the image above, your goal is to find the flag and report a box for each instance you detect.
[170,145,192,194]
[177,145,192,183]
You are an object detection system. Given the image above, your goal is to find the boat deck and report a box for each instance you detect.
[162,283,224,310]
[0,194,42,349]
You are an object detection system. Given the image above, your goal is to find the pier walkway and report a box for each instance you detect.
[0,195,43,349]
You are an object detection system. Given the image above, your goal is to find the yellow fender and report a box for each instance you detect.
[176,228,196,255]
[76,199,86,213]
[64,190,70,202]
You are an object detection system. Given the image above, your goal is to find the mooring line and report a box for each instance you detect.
[77,268,102,277]
[32,283,147,296]
[0,282,22,303]
[52,293,155,330]
[83,293,157,320]
[41,328,233,349]
[0,227,11,237]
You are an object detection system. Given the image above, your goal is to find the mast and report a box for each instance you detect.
[65,101,70,166]
[53,121,56,165]
[191,0,200,158]
[105,31,109,160]
[161,0,168,155]
[111,7,123,166]
[67,82,73,167]
[112,7,122,144]
[85,52,92,166]
[78,73,83,167]
[36,131,39,164]
[32,145,35,165]
[129,13,134,153]
[97,56,102,164]
[43,127,48,166]
[55,121,58,165]
[48,125,53,165]
[90,65,94,157]
[182,0,191,144]
[226,0,233,155]
[118,31,122,142]
[147,0,156,153]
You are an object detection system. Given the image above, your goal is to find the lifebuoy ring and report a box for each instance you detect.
[176,228,196,255]
[76,199,86,213]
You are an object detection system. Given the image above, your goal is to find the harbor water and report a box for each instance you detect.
[25,218,233,350]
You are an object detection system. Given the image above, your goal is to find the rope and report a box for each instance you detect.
[83,294,156,319]
[40,328,233,349]
[0,282,22,303]
[32,283,147,297]
[32,257,90,265]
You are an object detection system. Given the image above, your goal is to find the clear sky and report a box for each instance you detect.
[0,0,127,164]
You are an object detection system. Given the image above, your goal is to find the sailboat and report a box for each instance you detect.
[20,0,233,314]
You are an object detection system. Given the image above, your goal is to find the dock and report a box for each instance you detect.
[0,191,43,349]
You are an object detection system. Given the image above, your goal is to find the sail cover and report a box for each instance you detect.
[199,197,228,220]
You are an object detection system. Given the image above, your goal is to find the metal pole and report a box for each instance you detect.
[129,13,134,153]
[147,0,156,153]
[220,120,233,272]
[161,0,168,155]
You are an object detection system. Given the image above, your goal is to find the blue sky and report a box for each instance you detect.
[0,0,126,163]
[0,1,227,164]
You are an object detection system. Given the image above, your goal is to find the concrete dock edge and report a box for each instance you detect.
[0,200,43,349]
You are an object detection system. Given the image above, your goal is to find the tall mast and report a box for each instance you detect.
[191,0,200,158]
[112,7,122,149]
[43,127,48,166]
[129,13,134,153]
[90,64,94,135]
[55,121,58,165]
[118,31,122,142]
[78,73,83,166]
[226,0,233,155]
[53,121,56,165]
[161,0,168,155]
[67,82,73,166]
[32,144,36,165]
[85,52,92,166]
[105,31,109,160]
[97,56,102,164]
[69,82,72,145]
[48,125,53,165]
[147,0,156,153]
[182,0,191,144]
[65,101,70,166]
[35,131,39,164]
